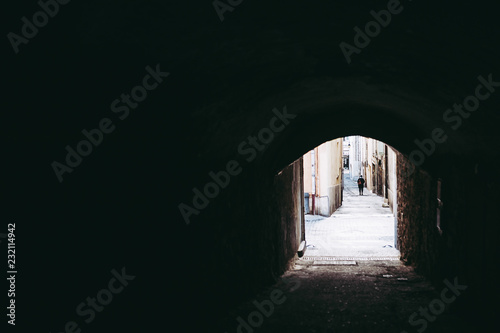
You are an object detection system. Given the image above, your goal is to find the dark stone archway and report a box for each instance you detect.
[5,0,499,331]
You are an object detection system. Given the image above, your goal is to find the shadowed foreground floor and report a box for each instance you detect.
[217,260,479,333]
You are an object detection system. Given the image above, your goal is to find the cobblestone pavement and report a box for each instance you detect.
[305,176,400,258]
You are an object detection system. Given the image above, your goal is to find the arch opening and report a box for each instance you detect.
[300,135,401,260]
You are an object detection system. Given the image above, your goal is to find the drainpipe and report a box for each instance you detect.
[311,149,316,214]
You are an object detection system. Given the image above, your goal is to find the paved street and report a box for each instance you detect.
[305,174,400,259]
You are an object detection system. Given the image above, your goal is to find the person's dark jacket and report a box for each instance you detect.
[357,177,365,187]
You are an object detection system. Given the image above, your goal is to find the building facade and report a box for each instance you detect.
[303,138,343,216]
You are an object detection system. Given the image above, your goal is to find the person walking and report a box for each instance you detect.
[357,175,365,195]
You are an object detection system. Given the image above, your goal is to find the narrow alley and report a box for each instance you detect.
[305,174,399,259]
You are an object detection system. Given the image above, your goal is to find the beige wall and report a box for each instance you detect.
[303,138,343,216]
[359,137,375,192]
[387,146,398,215]
[303,150,312,194]
[317,139,343,193]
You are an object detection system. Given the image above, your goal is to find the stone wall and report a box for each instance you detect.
[274,157,305,271]
[396,152,500,324]
[170,156,305,330]
[396,152,441,278]
[438,159,500,322]
[329,184,342,216]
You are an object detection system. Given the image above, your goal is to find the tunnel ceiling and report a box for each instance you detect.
[68,0,498,166]
[6,0,500,211]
